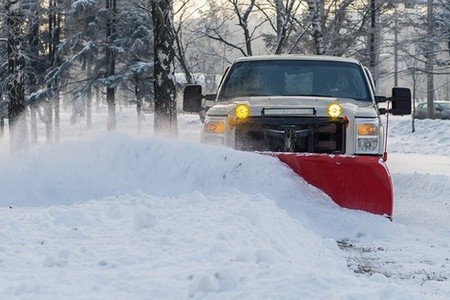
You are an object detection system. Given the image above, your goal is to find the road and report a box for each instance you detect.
[388,153,450,176]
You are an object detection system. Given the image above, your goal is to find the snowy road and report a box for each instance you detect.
[389,153,450,176]
[338,135,450,299]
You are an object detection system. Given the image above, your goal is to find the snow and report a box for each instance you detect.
[0,109,449,299]
[70,0,97,14]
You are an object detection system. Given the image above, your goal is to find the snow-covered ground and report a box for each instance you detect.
[0,108,449,299]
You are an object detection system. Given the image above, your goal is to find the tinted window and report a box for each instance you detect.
[438,102,450,110]
[218,60,372,101]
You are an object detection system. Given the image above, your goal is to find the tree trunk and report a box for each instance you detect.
[54,94,60,143]
[7,2,29,152]
[95,88,101,113]
[44,101,53,143]
[45,0,55,144]
[174,22,193,84]
[53,2,62,143]
[106,87,116,130]
[369,0,379,90]
[426,0,434,119]
[86,63,93,128]
[274,0,289,54]
[231,0,254,56]
[135,82,143,134]
[0,118,4,138]
[106,0,117,131]
[29,0,40,143]
[308,0,325,55]
[152,0,178,136]
[30,105,38,143]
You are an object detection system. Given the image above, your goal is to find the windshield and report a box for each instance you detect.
[439,102,450,110]
[218,60,372,102]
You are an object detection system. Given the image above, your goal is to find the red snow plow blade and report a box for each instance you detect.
[275,153,393,217]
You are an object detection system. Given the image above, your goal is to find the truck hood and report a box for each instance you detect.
[206,96,379,118]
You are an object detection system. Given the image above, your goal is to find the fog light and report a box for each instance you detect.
[327,103,342,118]
[235,104,250,119]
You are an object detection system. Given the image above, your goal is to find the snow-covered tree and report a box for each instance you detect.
[151,0,178,136]
[116,8,154,110]
[59,0,154,130]
[0,4,8,138]
[5,0,28,151]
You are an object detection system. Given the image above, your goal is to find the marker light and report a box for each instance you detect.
[327,103,342,118]
[235,104,250,119]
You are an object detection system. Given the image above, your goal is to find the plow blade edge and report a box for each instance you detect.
[276,153,393,217]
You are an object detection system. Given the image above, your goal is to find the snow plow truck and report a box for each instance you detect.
[183,55,411,218]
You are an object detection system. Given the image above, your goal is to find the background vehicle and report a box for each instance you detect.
[183,55,411,218]
[415,101,450,120]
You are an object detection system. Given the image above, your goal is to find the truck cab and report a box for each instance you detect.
[183,55,411,157]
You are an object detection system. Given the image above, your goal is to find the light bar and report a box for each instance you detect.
[263,108,315,117]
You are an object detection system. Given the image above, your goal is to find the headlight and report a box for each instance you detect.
[235,104,250,120]
[357,123,378,136]
[204,120,225,134]
[355,119,380,154]
[202,118,226,145]
[327,102,342,118]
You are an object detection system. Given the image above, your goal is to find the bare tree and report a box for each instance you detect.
[394,0,450,117]
[230,0,257,56]
[198,0,265,57]
[256,0,302,54]
[173,0,195,84]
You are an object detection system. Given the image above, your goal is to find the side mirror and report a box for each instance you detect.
[390,87,411,115]
[183,85,203,112]
[375,96,387,103]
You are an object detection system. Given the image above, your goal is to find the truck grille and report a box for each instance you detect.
[235,117,346,154]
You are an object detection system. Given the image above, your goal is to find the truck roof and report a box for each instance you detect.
[234,54,361,65]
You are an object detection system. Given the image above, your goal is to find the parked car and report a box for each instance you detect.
[415,101,450,120]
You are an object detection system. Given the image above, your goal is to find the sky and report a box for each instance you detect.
[0,108,449,299]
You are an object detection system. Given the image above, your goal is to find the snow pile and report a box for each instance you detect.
[388,117,450,156]
[0,112,449,299]
[0,134,325,207]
